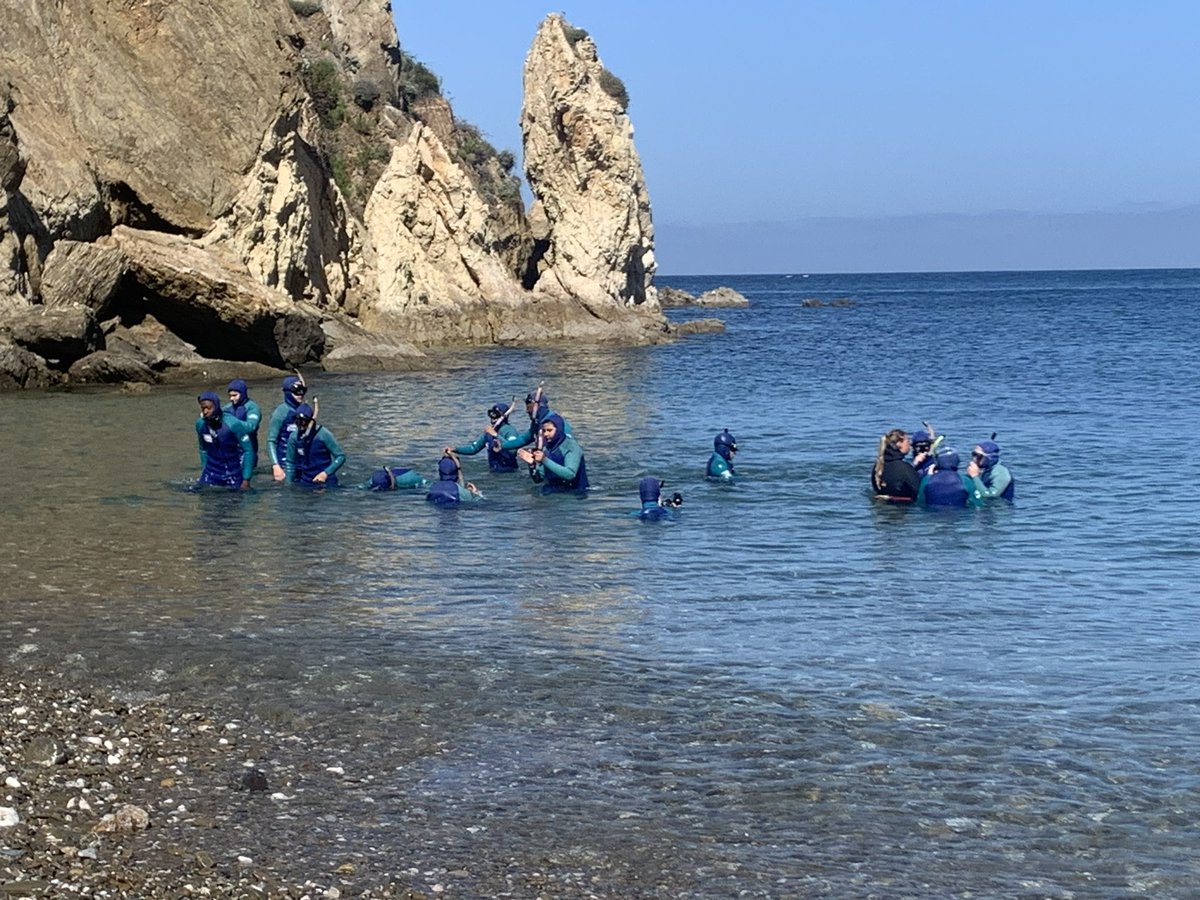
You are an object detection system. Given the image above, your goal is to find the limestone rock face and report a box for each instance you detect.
[102,228,325,369]
[0,305,102,367]
[0,3,678,389]
[0,340,58,389]
[324,0,403,103]
[40,241,128,319]
[2,1,294,236]
[521,15,657,308]
[200,102,365,317]
[363,122,526,340]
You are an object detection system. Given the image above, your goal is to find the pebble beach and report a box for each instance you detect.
[1,666,629,899]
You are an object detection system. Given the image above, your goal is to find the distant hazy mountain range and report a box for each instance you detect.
[657,204,1200,275]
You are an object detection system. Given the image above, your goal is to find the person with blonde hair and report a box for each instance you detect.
[871,428,921,502]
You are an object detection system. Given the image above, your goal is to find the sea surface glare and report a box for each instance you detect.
[3,268,1200,896]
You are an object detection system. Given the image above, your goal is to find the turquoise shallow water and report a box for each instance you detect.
[3,268,1200,895]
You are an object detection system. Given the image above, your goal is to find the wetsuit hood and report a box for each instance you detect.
[488,402,510,421]
[935,447,960,471]
[369,468,393,491]
[639,477,663,504]
[227,379,249,403]
[438,457,460,481]
[543,414,567,452]
[976,440,1001,470]
[282,376,305,409]
[714,429,737,460]
[197,390,222,425]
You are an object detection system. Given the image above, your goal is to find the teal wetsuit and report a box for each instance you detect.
[706,453,734,481]
[970,462,1014,502]
[456,421,521,471]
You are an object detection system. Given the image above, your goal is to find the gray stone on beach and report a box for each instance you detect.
[23,735,63,767]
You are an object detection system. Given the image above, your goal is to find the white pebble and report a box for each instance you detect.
[325,766,344,775]
[4,777,19,789]
[0,807,19,828]
[237,855,253,866]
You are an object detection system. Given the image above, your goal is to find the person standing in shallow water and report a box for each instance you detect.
[267,375,307,482]
[223,379,261,470]
[195,390,253,490]
[452,402,521,472]
[966,439,1015,501]
[284,403,346,486]
[517,414,588,495]
[707,429,738,481]
[871,428,921,501]
[917,447,982,508]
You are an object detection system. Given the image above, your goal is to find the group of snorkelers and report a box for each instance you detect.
[198,378,1013,512]
[194,376,741,516]
[871,425,1015,507]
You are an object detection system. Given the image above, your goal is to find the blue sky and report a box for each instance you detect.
[392,2,1200,274]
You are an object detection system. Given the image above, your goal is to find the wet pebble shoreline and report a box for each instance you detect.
[2,669,639,899]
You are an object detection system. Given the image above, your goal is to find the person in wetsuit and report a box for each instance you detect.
[871,428,921,501]
[369,466,429,491]
[285,403,346,486]
[497,391,572,454]
[267,375,307,482]
[706,429,738,481]
[452,402,521,472]
[910,428,938,479]
[517,414,588,495]
[917,447,982,508]
[425,454,483,505]
[635,476,683,521]
[966,439,1015,502]
[223,378,262,470]
[195,390,253,490]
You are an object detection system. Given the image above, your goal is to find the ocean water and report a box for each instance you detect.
[3,268,1200,896]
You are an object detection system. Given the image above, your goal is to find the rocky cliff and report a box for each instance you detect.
[0,2,672,389]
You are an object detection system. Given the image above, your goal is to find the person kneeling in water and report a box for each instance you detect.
[425,453,483,505]
[917,447,982,508]
[517,414,588,495]
[635,477,683,521]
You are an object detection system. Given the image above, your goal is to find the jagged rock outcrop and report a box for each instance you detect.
[363,122,527,340]
[200,101,365,316]
[0,3,680,390]
[521,15,657,308]
[102,227,326,368]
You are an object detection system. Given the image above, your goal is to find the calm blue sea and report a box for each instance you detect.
[2,268,1199,896]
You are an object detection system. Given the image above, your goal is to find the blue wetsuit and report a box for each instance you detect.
[223,379,262,470]
[286,424,346,486]
[196,415,253,487]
